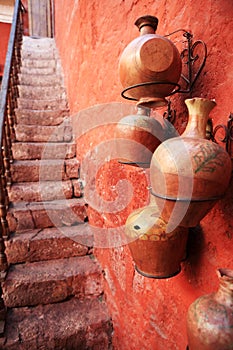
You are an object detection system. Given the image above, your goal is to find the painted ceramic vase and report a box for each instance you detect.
[150,97,232,228]
[187,268,233,350]
[115,107,175,167]
[125,205,188,278]
[119,15,182,108]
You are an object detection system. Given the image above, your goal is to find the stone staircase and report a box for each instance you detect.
[1,36,112,349]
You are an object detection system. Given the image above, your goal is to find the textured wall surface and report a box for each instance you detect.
[55,1,233,349]
[0,22,11,75]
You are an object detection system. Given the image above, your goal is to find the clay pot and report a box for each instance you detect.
[125,205,188,278]
[187,268,233,350]
[119,15,182,108]
[115,107,174,167]
[150,97,232,228]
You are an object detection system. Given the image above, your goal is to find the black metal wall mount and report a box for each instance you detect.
[210,113,233,159]
[165,29,207,94]
[163,30,233,160]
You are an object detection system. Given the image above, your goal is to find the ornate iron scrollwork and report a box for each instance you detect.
[211,113,233,159]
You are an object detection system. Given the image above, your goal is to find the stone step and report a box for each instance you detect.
[12,141,76,160]
[2,255,103,308]
[21,58,57,69]
[5,224,93,264]
[21,49,56,60]
[15,120,72,142]
[7,198,88,232]
[15,108,68,125]
[2,297,112,350]
[17,97,68,110]
[8,179,81,202]
[20,65,57,75]
[11,158,80,182]
[18,72,63,86]
[22,36,56,50]
[18,85,66,100]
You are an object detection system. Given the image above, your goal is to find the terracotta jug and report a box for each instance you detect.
[150,97,232,228]
[187,268,233,350]
[115,106,175,167]
[119,15,182,108]
[125,205,188,278]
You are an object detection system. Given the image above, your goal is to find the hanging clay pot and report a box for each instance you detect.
[150,97,232,228]
[115,106,175,167]
[119,15,182,108]
[187,268,233,350]
[125,204,188,278]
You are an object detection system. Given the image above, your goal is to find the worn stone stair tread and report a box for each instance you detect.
[2,255,103,307]
[2,297,112,350]
[22,47,56,55]
[8,179,82,202]
[11,158,80,182]
[7,198,88,232]
[22,36,56,47]
[18,85,66,100]
[8,197,86,210]
[21,58,57,68]
[12,141,76,160]
[18,72,63,86]
[14,122,73,142]
[5,224,93,264]
[20,66,57,75]
[17,97,68,110]
[15,108,68,125]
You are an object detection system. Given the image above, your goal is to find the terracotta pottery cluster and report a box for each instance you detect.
[187,268,233,350]
[120,16,231,279]
[116,15,180,167]
[125,97,231,278]
[119,15,182,109]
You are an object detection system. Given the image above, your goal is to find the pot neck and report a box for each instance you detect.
[182,97,216,139]
[215,268,233,307]
[134,15,158,36]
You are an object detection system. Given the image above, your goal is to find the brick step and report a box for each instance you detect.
[18,72,63,86]
[15,108,68,125]
[11,158,80,182]
[12,141,76,160]
[2,255,103,308]
[9,179,81,202]
[7,198,88,232]
[5,224,93,264]
[21,58,57,69]
[2,297,112,350]
[18,85,66,100]
[17,97,68,110]
[20,65,56,75]
[15,120,72,142]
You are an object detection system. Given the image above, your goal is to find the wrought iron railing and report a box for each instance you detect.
[0,0,25,335]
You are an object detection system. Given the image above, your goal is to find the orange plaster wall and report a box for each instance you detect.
[0,22,11,76]
[54,1,233,349]
[21,0,29,36]
[0,1,29,77]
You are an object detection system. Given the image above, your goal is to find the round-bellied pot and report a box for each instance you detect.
[115,107,175,167]
[187,268,233,350]
[125,205,188,278]
[150,97,232,228]
[119,15,182,108]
